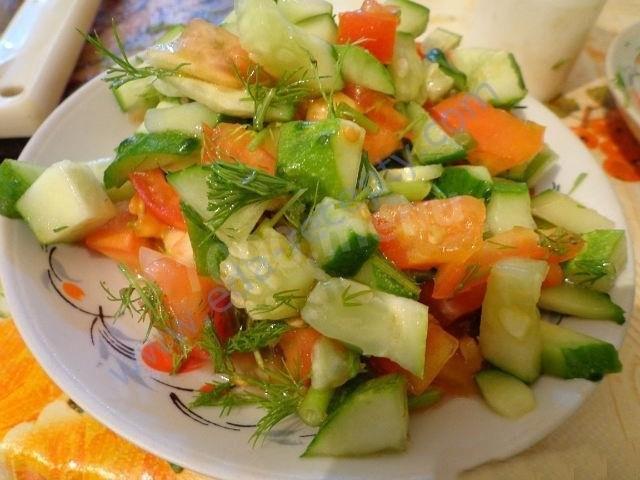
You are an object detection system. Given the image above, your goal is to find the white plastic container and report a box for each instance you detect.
[465,0,606,101]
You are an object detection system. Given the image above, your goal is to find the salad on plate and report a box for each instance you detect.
[0,0,627,457]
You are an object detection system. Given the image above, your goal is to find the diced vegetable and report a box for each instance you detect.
[220,226,320,320]
[17,160,116,244]
[236,0,342,92]
[382,164,443,182]
[303,374,408,456]
[485,179,536,235]
[531,190,614,234]
[144,102,220,136]
[277,119,365,201]
[0,159,44,219]
[431,93,545,175]
[540,321,622,381]
[434,166,493,199]
[563,230,626,292]
[539,283,625,324]
[130,169,186,229]
[479,258,548,383]
[502,146,558,187]
[386,180,431,201]
[475,369,536,418]
[335,44,395,95]
[423,61,456,103]
[389,32,427,102]
[337,1,399,64]
[385,0,429,37]
[104,133,201,189]
[405,102,466,165]
[450,48,527,108]
[303,197,379,276]
[296,14,338,43]
[181,205,228,279]
[425,48,467,91]
[421,28,462,53]
[373,196,486,269]
[85,158,135,202]
[352,253,420,299]
[279,327,323,380]
[302,278,428,376]
[311,337,360,390]
[277,0,332,22]
[112,77,159,113]
[202,123,276,174]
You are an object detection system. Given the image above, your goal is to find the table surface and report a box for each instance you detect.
[1,1,640,479]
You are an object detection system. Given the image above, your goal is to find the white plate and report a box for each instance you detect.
[0,19,635,480]
[606,21,640,142]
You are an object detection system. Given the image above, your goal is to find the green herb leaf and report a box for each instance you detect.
[568,172,588,195]
[341,284,372,307]
[226,321,292,354]
[249,289,308,316]
[200,319,233,375]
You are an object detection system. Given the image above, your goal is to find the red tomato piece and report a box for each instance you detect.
[141,341,209,373]
[337,1,399,64]
[129,169,186,230]
[84,210,151,268]
[278,327,323,381]
[421,281,487,327]
[430,93,545,174]
[204,285,239,344]
[373,196,486,270]
[542,262,564,288]
[432,336,483,396]
[201,123,276,174]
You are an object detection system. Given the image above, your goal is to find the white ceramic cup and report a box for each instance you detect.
[464,0,607,101]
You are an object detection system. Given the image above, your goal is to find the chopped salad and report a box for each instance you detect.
[0,0,627,457]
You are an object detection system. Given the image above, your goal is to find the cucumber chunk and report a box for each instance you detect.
[311,338,360,390]
[480,258,548,383]
[220,226,320,320]
[390,32,427,103]
[277,119,365,202]
[382,165,443,182]
[144,102,220,136]
[540,321,622,381]
[405,102,466,164]
[424,61,455,103]
[352,253,420,300]
[303,374,408,457]
[450,48,527,108]
[302,278,428,376]
[0,159,44,218]
[152,76,295,121]
[236,0,342,93]
[434,165,492,199]
[181,204,228,279]
[408,388,442,410]
[502,146,557,187]
[563,230,626,292]
[85,158,135,202]
[385,0,429,37]
[303,197,379,277]
[531,190,614,234]
[16,160,116,244]
[421,28,462,53]
[336,45,395,96]
[296,14,337,43]
[277,0,332,23]
[539,283,625,324]
[112,77,159,113]
[486,179,536,235]
[104,132,201,188]
[475,369,536,419]
[368,194,409,212]
[386,180,431,201]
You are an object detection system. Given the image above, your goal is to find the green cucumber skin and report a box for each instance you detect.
[353,254,420,300]
[303,374,408,457]
[104,133,201,188]
[435,167,492,199]
[0,160,44,218]
[322,232,380,277]
[385,0,430,38]
[335,44,395,96]
[539,283,625,325]
[540,322,622,381]
[182,204,228,279]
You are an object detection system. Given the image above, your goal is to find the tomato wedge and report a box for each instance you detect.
[421,281,487,326]
[337,0,399,64]
[141,341,209,373]
[84,210,151,268]
[201,123,276,174]
[278,327,323,381]
[129,169,186,230]
[373,196,486,270]
[433,336,483,396]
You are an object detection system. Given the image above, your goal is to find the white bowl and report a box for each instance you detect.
[606,21,640,142]
[0,14,635,480]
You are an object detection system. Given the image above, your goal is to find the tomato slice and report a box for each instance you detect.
[84,210,151,268]
[373,196,486,270]
[141,341,209,373]
[542,262,564,288]
[278,327,323,381]
[129,169,186,230]
[337,1,399,64]
[433,336,483,396]
[421,281,487,326]
[433,227,547,299]
[201,123,276,174]
[205,286,239,344]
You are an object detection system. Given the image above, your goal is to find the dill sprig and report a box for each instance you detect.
[537,228,582,257]
[207,162,300,231]
[226,321,292,354]
[101,264,190,370]
[249,289,309,316]
[341,284,373,307]
[241,65,313,130]
[82,21,186,90]
[199,319,234,374]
